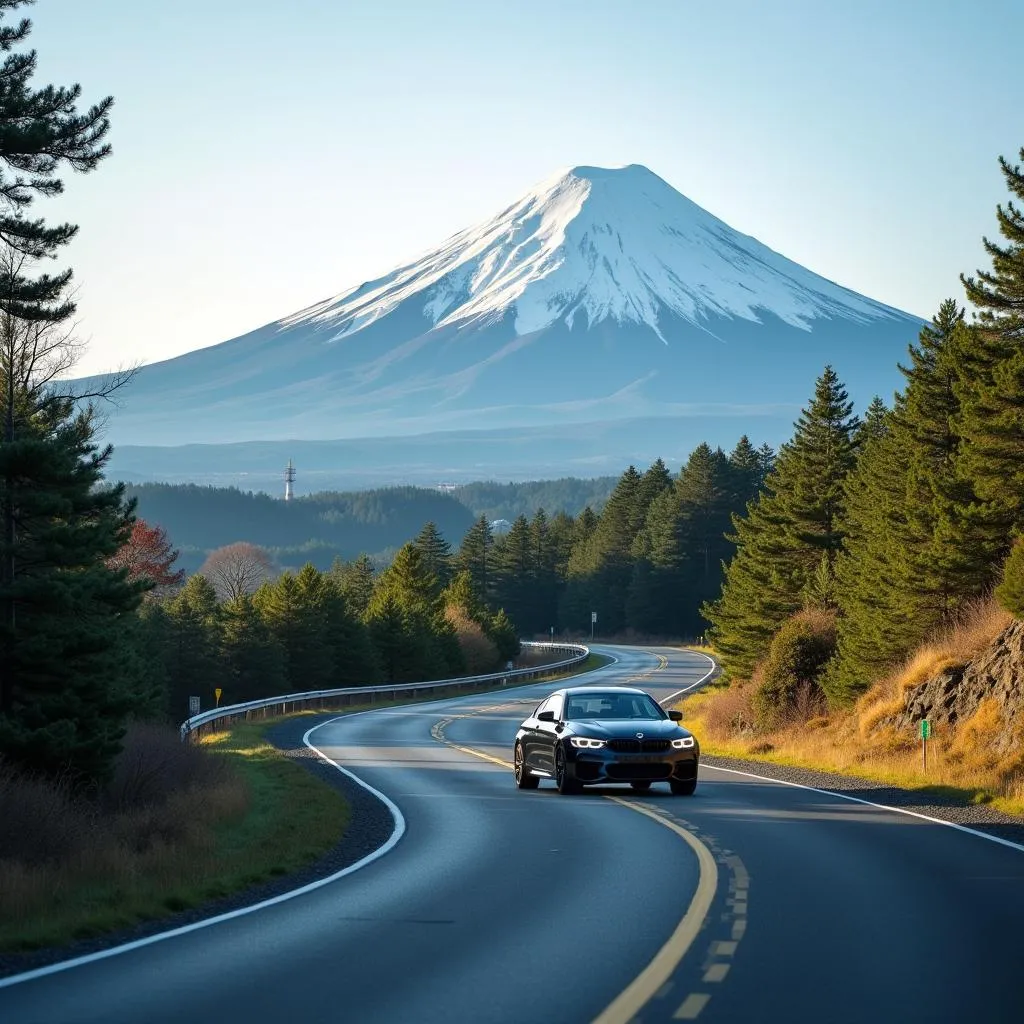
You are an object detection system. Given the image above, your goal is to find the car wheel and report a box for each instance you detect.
[514,742,539,789]
[670,778,697,796]
[630,781,652,792]
[555,745,582,795]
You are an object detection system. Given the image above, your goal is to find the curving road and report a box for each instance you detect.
[2,646,1023,1023]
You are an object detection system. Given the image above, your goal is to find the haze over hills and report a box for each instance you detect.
[96,163,922,485]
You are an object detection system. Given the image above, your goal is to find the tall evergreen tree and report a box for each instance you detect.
[220,593,286,701]
[727,435,765,512]
[321,576,380,685]
[528,508,560,635]
[330,553,376,618]
[412,521,454,593]
[254,567,334,690]
[561,466,643,634]
[830,304,997,701]
[957,148,1024,542]
[160,574,223,723]
[456,515,494,607]
[703,368,860,677]
[492,514,534,632]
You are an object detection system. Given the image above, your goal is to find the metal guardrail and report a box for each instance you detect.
[179,641,591,742]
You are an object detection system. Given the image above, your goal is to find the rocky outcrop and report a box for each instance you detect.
[894,620,1024,752]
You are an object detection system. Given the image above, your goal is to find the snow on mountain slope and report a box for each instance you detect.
[280,163,904,346]
[91,162,921,456]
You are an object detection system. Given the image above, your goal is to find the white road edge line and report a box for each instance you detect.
[667,649,1024,857]
[659,650,717,703]
[0,651,619,989]
[701,762,1024,855]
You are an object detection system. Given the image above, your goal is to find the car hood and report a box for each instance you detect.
[569,719,687,739]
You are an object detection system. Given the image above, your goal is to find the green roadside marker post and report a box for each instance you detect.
[920,719,931,771]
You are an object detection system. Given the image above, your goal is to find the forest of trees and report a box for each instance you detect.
[136,534,520,723]
[457,440,774,639]
[122,482,479,574]
[451,476,617,521]
[705,145,1024,716]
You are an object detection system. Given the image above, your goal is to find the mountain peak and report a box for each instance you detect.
[285,162,905,344]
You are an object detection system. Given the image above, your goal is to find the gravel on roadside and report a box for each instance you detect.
[701,752,1024,848]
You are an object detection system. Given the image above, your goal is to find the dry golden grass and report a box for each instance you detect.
[0,720,348,951]
[686,598,1024,815]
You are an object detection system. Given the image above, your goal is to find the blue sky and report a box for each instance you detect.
[26,0,1023,374]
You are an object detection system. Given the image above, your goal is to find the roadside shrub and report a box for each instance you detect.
[700,682,756,739]
[0,760,94,864]
[446,606,500,674]
[752,609,836,731]
[996,539,1024,618]
[104,722,231,813]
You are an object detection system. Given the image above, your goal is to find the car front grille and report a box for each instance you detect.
[607,739,671,753]
[607,763,673,780]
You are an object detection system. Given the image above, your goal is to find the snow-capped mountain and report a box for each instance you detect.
[285,163,899,344]
[95,164,920,467]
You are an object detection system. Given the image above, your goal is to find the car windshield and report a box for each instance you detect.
[564,692,664,721]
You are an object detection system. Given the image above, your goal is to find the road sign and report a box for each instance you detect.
[215,687,223,707]
[919,720,931,739]
[188,695,200,716]
[591,612,597,623]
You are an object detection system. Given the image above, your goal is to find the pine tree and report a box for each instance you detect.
[412,521,453,593]
[831,304,995,702]
[220,593,286,701]
[254,567,333,690]
[330,554,376,618]
[492,514,533,632]
[456,515,494,607]
[321,576,380,685]
[561,466,643,634]
[573,506,599,547]
[625,485,686,635]
[368,544,462,680]
[635,458,672,531]
[703,368,860,677]
[958,147,1024,541]
[161,574,223,723]
[0,8,123,782]
[528,508,560,636]
[727,435,765,512]
[0,6,113,318]
[485,608,520,662]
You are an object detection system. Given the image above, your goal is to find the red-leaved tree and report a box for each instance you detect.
[108,519,185,595]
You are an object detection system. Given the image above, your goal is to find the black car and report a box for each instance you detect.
[513,686,700,795]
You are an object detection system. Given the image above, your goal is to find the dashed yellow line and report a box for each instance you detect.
[591,800,718,1024]
[674,993,712,1019]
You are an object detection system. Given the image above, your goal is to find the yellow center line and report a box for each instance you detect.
[429,699,719,1024]
[592,799,718,1024]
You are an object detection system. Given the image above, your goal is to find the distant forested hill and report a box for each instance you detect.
[453,477,617,520]
[122,483,477,573]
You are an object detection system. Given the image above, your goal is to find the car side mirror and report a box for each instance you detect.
[537,710,556,722]
[668,710,683,721]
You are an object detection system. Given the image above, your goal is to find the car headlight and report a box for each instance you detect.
[570,737,606,749]
[671,736,696,749]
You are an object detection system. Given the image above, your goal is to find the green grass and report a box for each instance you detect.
[0,721,349,953]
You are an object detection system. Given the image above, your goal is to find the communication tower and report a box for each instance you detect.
[284,459,295,502]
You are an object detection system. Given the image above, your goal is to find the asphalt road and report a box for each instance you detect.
[2,646,1023,1023]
